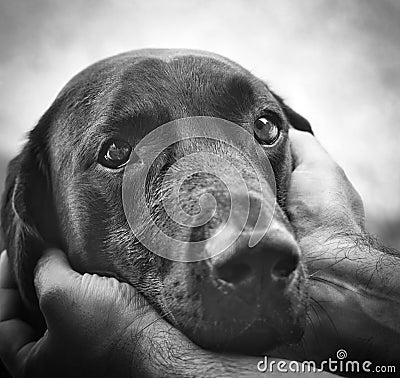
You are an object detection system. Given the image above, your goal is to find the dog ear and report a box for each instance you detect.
[1,112,61,326]
[271,91,314,135]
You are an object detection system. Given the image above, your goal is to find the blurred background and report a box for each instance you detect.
[0,0,399,249]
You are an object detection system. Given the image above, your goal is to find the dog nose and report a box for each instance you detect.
[207,219,300,289]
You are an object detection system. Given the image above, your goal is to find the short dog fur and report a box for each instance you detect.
[1,49,313,353]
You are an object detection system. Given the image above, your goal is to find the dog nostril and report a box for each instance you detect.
[271,254,299,279]
[215,262,252,284]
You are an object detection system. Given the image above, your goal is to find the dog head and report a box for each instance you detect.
[1,49,312,353]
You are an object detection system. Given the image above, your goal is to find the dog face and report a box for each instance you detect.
[1,49,312,353]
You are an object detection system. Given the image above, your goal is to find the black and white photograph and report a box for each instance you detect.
[0,1,399,377]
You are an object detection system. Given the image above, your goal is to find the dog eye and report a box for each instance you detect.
[98,139,132,169]
[253,116,280,146]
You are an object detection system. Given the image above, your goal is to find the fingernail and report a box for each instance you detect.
[0,250,6,264]
[38,248,66,265]
[42,248,63,258]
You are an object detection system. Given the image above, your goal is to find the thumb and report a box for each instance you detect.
[289,128,331,169]
[34,248,164,333]
[34,248,82,319]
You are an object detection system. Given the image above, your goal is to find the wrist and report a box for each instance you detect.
[305,232,400,364]
[308,274,400,363]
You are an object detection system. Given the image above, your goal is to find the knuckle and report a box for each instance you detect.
[38,284,67,315]
[288,198,319,220]
[333,164,346,178]
[351,187,362,204]
[36,272,78,316]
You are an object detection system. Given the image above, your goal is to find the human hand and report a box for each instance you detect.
[285,129,400,364]
[0,248,207,378]
[2,249,329,378]
[287,129,365,252]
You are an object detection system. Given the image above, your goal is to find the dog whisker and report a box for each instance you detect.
[310,297,337,332]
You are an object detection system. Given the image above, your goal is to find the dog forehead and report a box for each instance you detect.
[53,49,270,133]
[113,48,241,64]
[62,49,256,98]
[94,48,247,73]
[47,50,277,170]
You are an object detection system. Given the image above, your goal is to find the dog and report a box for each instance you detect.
[1,49,313,354]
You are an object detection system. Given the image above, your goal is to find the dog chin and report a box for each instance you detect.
[162,263,307,354]
[176,292,307,354]
[187,315,305,355]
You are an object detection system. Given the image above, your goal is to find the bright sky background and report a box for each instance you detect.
[0,0,399,247]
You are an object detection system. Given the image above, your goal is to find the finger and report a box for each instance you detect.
[0,319,37,375]
[34,248,80,294]
[34,248,81,316]
[289,128,331,168]
[0,251,40,375]
[0,250,18,289]
[0,288,23,321]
